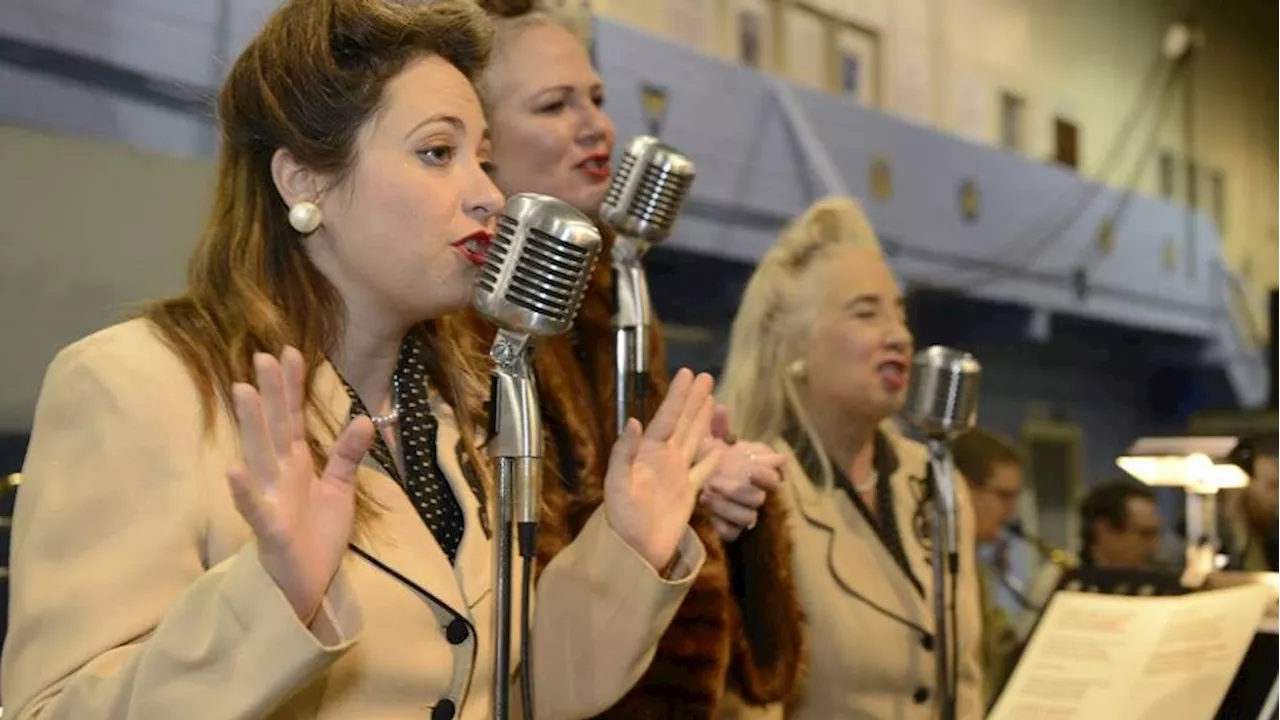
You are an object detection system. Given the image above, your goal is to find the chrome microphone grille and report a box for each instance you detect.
[600,135,696,243]
[902,346,982,439]
[473,193,602,339]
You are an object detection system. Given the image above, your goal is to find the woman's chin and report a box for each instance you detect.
[413,285,477,324]
[874,395,908,422]
[571,187,609,220]
[446,286,478,315]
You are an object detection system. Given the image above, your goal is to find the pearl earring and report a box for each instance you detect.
[288,201,322,234]
[788,359,807,379]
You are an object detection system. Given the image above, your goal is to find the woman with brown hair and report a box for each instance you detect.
[453,2,807,716]
[0,2,722,718]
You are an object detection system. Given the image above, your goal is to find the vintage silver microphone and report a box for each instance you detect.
[901,345,981,720]
[599,135,696,431]
[473,192,602,720]
[903,345,982,559]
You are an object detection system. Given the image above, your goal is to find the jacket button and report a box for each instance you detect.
[919,633,934,652]
[445,618,469,645]
[432,699,456,720]
[913,687,930,704]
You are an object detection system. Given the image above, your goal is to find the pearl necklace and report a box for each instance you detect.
[853,470,879,493]
[369,376,401,428]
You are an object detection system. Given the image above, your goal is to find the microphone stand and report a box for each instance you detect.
[487,330,544,720]
[926,437,960,720]
[611,238,651,432]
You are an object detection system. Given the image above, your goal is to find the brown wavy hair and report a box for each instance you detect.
[142,0,496,519]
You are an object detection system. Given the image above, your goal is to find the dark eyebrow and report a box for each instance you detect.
[404,114,463,141]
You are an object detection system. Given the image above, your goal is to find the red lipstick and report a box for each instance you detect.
[451,229,493,267]
[576,152,611,180]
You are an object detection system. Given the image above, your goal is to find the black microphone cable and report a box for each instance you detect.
[632,371,647,422]
[945,459,960,719]
[923,459,959,720]
[948,540,960,719]
[487,376,536,720]
[518,521,537,720]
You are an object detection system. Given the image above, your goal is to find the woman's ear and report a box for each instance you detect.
[270,147,322,208]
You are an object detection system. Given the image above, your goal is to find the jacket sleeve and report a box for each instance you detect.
[529,506,705,719]
[0,332,362,720]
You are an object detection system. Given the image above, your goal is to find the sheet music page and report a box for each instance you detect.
[988,584,1272,720]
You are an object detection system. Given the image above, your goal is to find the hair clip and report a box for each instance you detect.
[782,236,839,272]
[760,305,779,334]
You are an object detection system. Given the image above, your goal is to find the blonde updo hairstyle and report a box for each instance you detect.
[718,195,888,489]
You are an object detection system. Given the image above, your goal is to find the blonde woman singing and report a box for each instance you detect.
[718,196,984,719]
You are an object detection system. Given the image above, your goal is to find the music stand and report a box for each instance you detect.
[1204,572,1280,720]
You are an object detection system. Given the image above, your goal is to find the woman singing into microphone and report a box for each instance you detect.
[718,196,985,719]
[1,2,722,717]
[444,1,807,716]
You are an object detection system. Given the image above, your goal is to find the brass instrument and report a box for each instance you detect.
[1007,520,1076,569]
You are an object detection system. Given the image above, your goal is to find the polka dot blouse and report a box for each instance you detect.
[340,335,466,563]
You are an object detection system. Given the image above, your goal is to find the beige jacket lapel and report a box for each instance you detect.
[783,442,930,631]
[886,434,937,631]
[428,394,492,608]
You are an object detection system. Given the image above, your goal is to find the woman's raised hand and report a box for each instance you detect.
[226,348,375,624]
[602,369,723,572]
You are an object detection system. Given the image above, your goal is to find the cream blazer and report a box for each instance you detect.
[1,319,704,720]
[720,426,984,720]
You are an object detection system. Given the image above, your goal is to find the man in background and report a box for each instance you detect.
[1017,479,1163,640]
[951,427,1026,710]
[953,428,1026,545]
[1077,479,1162,570]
